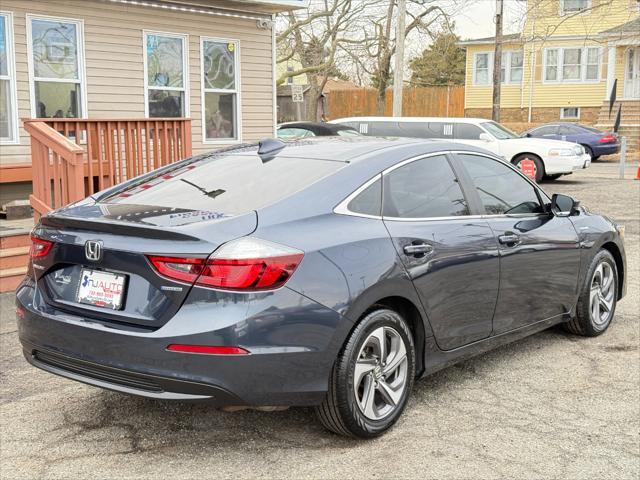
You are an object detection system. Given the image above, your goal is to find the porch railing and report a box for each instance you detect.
[24,118,192,220]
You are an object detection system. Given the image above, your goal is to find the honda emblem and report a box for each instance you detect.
[85,240,103,262]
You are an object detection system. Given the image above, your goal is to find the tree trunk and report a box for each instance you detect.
[305,83,323,121]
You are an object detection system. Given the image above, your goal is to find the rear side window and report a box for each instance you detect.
[106,154,344,213]
[277,127,314,139]
[458,154,543,215]
[368,122,401,136]
[454,123,483,140]
[347,177,382,216]
[383,155,469,218]
[529,126,557,136]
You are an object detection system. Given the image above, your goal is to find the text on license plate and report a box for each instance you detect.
[77,269,126,310]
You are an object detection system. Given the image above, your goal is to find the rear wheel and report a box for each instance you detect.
[513,154,544,183]
[315,308,415,438]
[583,145,594,161]
[564,250,618,336]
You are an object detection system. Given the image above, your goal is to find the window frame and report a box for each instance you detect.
[143,30,190,118]
[543,46,601,84]
[473,50,524,86]
[200,36,242,145]
[334,151,551,221]
[560,107,580,119]
[0,11,19,144]
[560,0,592,16]
[26,14,87,119]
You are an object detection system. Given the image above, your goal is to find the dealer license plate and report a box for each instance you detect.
[77,269,126,310]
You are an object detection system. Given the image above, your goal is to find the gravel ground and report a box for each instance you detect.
[1,161,638,480]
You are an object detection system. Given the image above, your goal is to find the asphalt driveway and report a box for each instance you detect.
[1,161,638,479]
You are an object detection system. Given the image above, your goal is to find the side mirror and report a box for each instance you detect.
[479,133,493,142]
[551,193,580,217]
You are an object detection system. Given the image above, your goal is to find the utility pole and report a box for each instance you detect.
[492,0,503,121]
[393,0,406,117]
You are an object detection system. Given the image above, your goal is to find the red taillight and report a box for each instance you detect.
[166,344,249,355]
[599,134,616,143]
[147,237,304,291]
[29,235,54,259]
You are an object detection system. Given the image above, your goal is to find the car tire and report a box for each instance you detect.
[315,308,415,438]
[513,154,544,183]
[564,249,618,337]
[583,145,594,160]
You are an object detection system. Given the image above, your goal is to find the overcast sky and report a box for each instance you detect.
[452,0,526,40]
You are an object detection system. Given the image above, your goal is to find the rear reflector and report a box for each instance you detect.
[166,344,249,355]
[29,235,54,259]
[599,134,616,143]
[147,237,304,291]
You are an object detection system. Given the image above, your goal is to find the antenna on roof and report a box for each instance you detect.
[257,138,286,163]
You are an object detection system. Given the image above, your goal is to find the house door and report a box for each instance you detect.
[624,48,640,99]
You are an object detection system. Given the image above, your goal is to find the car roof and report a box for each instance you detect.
[330,116,490,125]
[278,121,356,134]
[223,136,493,164]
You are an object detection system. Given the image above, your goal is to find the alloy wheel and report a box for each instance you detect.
[589,261,615,327]
[353,326,408,421]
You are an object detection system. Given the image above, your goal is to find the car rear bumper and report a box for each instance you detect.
[592,143,620,156]
[16,281,349,406]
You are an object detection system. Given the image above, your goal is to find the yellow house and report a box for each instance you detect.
[461,0,639,130]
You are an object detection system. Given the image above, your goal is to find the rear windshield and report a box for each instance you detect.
[105,153,344,213]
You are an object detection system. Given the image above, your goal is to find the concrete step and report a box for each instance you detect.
[0,246,30,269]
[0,266,27,293]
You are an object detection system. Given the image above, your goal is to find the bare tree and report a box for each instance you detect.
[276,0,369,121]
[345,0,454,114]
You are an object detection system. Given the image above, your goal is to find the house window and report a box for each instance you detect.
[0,12,18,143]
[561,0,591,14]
[474,53,490,85]
[544,47,600,83]
[144,32,188,117]
[286,66,294,85]
[562,48,582,80]
[560,107,580,119]
[476,51,523,85]
[201,38,240,142]
[27,16,85,118]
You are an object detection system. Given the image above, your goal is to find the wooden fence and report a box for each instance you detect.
[24,118,192,219]
[328,86,465,119]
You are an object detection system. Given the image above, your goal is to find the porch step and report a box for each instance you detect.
[0,232,31,292]
[0,246,30,269]
[0,233,30,249]
[0,266,27,293]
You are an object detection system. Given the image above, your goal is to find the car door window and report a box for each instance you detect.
[458,154,544,215]
[383,155,469,218]
[454,123,484,140]
[369,122,401,136]
[558,125,581,136]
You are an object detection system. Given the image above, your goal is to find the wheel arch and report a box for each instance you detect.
[600,241,625,300]
[350,294,428,377]
[510,152,543,165]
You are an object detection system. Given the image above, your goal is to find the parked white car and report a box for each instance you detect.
[331,117,591,182]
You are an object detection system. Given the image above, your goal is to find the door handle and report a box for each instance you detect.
[498,233,520,245]
[403,243,433,256]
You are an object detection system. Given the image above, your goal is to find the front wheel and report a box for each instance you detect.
[315,308,415,438]
[513,154,545,183]
[564,249,618,336]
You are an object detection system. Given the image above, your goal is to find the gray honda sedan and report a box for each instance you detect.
[17,137,626,438]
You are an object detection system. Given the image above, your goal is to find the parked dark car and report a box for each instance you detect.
[17,137,626,438]
[277,121,360,140]
[522,123,620,160]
